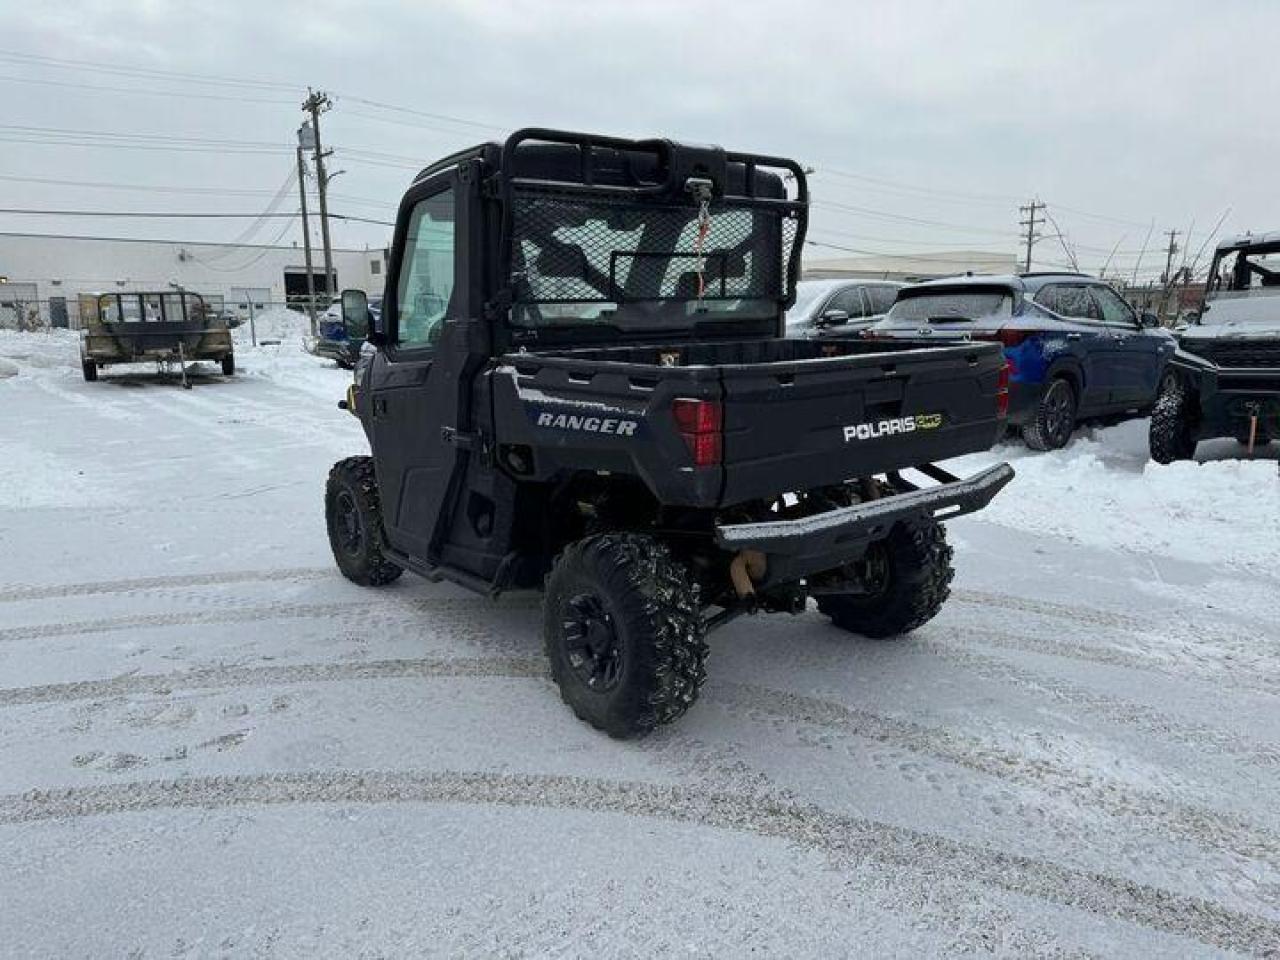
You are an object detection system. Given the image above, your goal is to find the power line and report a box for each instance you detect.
[816,166,1018,207]
[0,49,298,92]
[0,209,302,218]
[337,95,507,134]
[0,71,296,106]
[814,199,1015,238]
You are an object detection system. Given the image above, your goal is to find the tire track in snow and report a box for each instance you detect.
[918,633,1280,768]
[5,656,1274,868]
[0,656,547,707]
[0,595,517,643]
[950,624,1280,699]
[719,682,1280,867]
[3,770,1276,955]
[0,567,334,603]
[952,589,1149,631]
[952,590,1276,683]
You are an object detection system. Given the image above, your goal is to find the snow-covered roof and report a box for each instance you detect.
[1217,231,1280,251]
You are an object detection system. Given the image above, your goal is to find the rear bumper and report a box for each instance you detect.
[714,462,1014,589]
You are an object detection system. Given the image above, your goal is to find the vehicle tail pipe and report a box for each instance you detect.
[729,549,767,598]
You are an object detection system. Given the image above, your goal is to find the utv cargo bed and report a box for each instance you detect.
[492,337,1008,507]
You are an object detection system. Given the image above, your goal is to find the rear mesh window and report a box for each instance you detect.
[510,191,799,305]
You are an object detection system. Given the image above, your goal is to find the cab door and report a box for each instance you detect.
[1089,284,1162,407]
[367,173,474,565]
[1032,282,1114,412]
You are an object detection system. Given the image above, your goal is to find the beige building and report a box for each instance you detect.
[803,249,1019,283]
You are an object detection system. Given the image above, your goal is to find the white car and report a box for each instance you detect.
[785,279,903,338]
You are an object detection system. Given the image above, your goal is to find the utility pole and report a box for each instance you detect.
[295,133,318,335]
[1160,230,1181,323]
[1019,200,1045,273]
[1160,230,1180,285]
[295,139,317,324]
[302,88,335,302]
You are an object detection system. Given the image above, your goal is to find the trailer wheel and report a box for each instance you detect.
[81,360,98,382]
[544,533,706,738]
[1149,385,1198,464]
[221,354,236,376]
[817,516,954,639]
[325,456,403,586]
[1023,377,1077,451]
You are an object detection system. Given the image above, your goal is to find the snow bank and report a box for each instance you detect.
[234,307,312,346]
[952,419,1280,574]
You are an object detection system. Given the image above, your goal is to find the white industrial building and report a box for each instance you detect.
[803,249,1019,282]
[0,231,389,329]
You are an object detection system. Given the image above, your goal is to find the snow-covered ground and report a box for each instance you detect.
[1,326,1278,957]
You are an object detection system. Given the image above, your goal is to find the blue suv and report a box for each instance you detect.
[866,273,1176,449]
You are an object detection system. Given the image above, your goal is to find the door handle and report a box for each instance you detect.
[1066,333,1082,341]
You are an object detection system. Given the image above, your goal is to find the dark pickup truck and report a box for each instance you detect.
[324,129,1014,737]
[1151,232,1280,461]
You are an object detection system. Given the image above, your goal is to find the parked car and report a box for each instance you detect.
[865,273,1175,450]
[785,278,902,338]
[1150,232,1280,461]
[314,296,381,368]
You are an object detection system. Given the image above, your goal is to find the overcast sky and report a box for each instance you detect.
[2,0,1276,280]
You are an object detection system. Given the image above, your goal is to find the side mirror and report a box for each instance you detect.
[816,308,850,328]
[1140,310,1160,328]
[340,289,370,341]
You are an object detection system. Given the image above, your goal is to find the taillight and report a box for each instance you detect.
[672,398,723,466]
[973,327,1032,348]
[996,362,1011,419]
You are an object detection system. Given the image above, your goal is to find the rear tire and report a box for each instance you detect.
[817,516,954,639]
[1149,385,1198,464]
[1023,377,1077,451]
[544,533,706,738]
[81,359,98,382]
[221,354,235,376]
[325,456,403,586]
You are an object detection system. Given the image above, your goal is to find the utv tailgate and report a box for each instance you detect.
[716,463,1014,589]
[492,339,1006,509]
[716,341,1006,504]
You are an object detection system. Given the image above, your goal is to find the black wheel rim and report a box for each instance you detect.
[334,490,364,556]
[560,593,622,692]
[1044,382,1074,445]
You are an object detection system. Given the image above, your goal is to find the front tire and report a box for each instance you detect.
[81,359,98,382]
[817,516,954,638]
[544,534,706,739]
[325,456,403,586]
[221,354,235,376]
[1023,377,1077,451]
[1149,385,1198,464]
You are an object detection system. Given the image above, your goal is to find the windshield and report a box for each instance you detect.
[886,290,1012,324]
[508,193,798,330]
[1203,248,1280,323]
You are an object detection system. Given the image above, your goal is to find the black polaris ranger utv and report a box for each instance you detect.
[325,129,1014,737]
[1150,232,1280,461]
